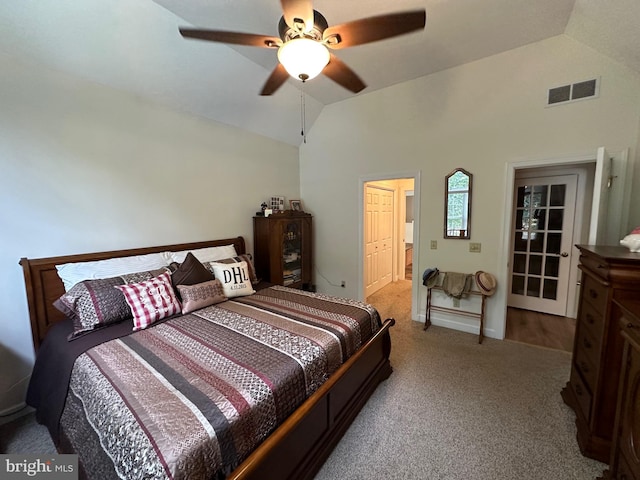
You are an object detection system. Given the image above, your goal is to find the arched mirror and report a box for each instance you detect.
[444,168,472,239]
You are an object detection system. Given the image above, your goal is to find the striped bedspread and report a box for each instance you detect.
[66,286,381,480]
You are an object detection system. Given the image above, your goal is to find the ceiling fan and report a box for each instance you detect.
[179,0,426,96]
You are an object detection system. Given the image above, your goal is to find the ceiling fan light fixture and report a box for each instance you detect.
[277,38,330,81]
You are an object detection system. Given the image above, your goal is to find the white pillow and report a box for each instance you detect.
[169,244,238,264]
[210,261,255,298]
[56,252,170,291]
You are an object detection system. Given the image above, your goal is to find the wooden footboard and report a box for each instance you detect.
[229,317,395,480]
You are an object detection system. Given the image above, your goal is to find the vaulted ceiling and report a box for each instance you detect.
[2,0,639,146]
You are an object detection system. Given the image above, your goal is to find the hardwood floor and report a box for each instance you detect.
[381,263,572,353]
[505,307,575,353]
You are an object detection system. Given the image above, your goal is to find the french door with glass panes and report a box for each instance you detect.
[508,174,577,316]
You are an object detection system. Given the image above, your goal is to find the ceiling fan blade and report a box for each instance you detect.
[323,10,426,49]
[180,28,281,48]
[322,53,366,93]
[260,63,290,96]
[280,0,314,32]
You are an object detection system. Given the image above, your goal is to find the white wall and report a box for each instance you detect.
[300,35,640,338]
[0,54,299,414]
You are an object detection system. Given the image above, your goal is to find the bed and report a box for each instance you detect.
[20,237,394,480]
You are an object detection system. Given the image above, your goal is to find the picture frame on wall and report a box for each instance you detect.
[290,199,303,212]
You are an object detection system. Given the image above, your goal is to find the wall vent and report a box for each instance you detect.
[547,78,599,106]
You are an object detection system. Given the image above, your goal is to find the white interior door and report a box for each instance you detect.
[364,185,393,297]
[365,186,379,296]
[508,174,578,316]
[379,189,393,287]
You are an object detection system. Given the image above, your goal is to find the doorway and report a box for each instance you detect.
[359,172,421,322]
[501,147,630,347]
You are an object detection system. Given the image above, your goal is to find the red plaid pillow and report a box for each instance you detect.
[115,272,181,331]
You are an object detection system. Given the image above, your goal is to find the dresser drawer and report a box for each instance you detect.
[569,367,592,421]
[574,325,601,372]
[575,342,599,392]
[581,274,608,315]
[578,299,605,339]
[620,307,640,345]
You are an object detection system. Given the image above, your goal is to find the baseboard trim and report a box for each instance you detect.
[416,312,497,339]
[0,403,32,426]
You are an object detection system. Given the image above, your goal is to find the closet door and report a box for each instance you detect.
[365,186,393,297]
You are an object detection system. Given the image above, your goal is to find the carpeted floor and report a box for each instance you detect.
[1,280,607,479]
[0,409,54,454]
[315,280,606,479]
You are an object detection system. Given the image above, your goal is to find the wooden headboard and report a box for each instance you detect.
[19,237,246,353]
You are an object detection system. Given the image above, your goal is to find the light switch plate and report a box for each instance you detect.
[469,242,481,253]
[430,240,437,249]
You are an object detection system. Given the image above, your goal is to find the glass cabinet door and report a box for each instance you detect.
[253,212,312,290]
[282,220,302,286]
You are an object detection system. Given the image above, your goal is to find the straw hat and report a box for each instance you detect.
[475,271,497,296]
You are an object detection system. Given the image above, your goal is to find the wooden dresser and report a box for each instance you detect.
[561,245,640,463]
[602,297,640,479]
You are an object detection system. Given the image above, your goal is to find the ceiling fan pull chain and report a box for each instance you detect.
[300,88,307,143]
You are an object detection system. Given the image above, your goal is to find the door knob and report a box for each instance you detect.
[560,252,569,257]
